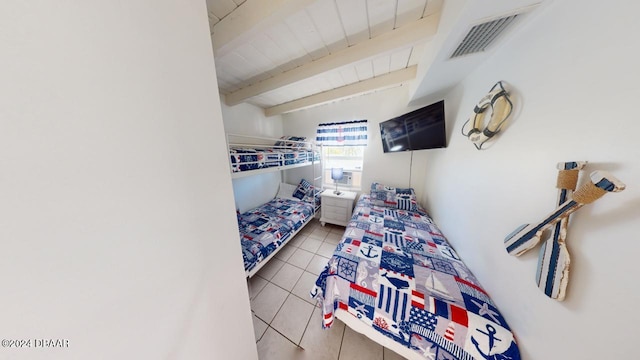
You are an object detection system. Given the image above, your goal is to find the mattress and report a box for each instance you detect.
[312,195,520,360]
[229,147,317,173]
[239,197,315,273]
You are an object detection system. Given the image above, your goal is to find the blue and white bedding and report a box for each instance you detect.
[229,147,317,173]
[312,195,521,360]
[239,197,315,274]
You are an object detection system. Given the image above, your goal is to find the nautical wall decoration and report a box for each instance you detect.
[536,161,586,301]
[504,166,625,301]
[461,81,513,150]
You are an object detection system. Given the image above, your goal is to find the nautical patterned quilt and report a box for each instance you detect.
[230,147,318,173]
[312,195,520,360]
[239,198,314,273]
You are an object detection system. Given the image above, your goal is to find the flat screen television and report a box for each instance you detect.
[379,100,446,153]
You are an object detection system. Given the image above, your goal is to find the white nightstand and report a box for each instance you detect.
[320,189,357,227]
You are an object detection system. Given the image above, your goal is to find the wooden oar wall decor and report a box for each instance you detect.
[504,165,625,301]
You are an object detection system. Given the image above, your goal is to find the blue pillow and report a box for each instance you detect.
[292,179,312,200]
[370,182,418,211]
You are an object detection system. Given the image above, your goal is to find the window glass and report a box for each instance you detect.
[322,146,364,190]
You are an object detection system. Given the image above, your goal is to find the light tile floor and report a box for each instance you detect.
[248,219,406,360]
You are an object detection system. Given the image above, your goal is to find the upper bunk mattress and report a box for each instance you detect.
[230,147,317,173]
[239,197,314,273]
[312,195,520,360]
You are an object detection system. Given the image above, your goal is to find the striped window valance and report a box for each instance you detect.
[315,120,368,146]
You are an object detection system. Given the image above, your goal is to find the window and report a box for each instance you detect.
[316,120,368,191]
[321,146,364,190]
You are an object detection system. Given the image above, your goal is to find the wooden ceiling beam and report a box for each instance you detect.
[225,14,439,106]
[264,66,417,116]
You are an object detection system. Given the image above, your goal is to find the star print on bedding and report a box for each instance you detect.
[311,194,521,360]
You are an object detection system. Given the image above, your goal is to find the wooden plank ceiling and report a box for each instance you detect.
[207,0,442,115]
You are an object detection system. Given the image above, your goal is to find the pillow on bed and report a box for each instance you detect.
[292,178,313,200]
[370,182,418,211]
[303,186,321,206]
[274,136,307,148]
[276,182,298,200]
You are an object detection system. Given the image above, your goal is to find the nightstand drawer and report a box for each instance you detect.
[320,190,356,227]
[323,211,348,222]
[323,205,348,218]
[322,197,349,208]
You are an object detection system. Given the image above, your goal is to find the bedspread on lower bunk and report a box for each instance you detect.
[239,198,314,273]
[312,195,520,360]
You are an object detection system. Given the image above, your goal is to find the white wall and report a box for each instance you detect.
[283,1,640,358]
[231,174,281,213]
[0,2,257,360]
[423,1,640,359]
[220,101,283,211]
[282,86,446,197]
[221,98,284,137]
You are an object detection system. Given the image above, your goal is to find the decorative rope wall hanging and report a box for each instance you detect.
[461,81,513,150]
[504,166,626,301]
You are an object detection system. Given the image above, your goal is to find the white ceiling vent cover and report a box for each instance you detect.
[450,14,519,58]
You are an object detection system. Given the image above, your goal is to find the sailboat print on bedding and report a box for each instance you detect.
[312,194,521,360]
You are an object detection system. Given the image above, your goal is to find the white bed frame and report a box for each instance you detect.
[227,133,319,181]
[226,134,322,278]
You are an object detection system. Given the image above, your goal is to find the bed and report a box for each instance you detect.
[228,134,319,177]
[239,182,319,278]
[228,134,322,277]
[312,184,521,360]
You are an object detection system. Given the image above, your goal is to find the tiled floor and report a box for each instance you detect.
[248,218,406,360]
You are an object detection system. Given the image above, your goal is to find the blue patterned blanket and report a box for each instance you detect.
[312,195,520,359]
[239,198,314,273]
[230,147,317,173]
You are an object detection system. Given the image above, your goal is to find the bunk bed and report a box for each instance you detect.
[228,134,319,179]
[227,134,322,278]
[312,183,521,360]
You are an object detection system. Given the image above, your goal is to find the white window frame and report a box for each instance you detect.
[321,145,364,191]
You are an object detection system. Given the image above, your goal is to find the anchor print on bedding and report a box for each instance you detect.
[465,314,519,360]
[312,195,521,359]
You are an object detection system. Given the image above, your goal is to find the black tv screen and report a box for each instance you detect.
[380,100,446,153]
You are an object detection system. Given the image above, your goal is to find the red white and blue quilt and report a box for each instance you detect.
[239,198,314,273]
[230,147,317,173]
[312,195,520,360]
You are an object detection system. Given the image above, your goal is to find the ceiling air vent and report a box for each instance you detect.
[450,14,519,58]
